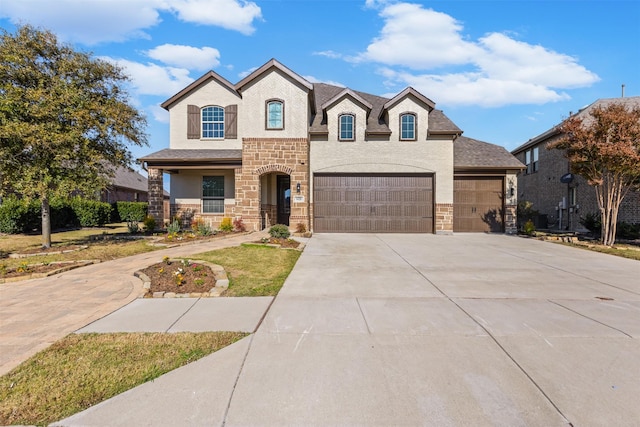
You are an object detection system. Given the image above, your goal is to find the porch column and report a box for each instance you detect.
[148,167,164,225]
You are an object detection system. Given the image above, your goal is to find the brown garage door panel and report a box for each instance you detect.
[314,174,434,233]
[454,176,504,232]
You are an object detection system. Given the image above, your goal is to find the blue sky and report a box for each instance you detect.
[1,0,638,164]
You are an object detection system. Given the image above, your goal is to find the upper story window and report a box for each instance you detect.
[525,147,539,174]
[266,100,284,129]
[400,113,416,140]
[202,106,224,139]
[339,114,355,141]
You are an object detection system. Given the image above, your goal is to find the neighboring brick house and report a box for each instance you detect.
[100,166,150,203]
[140,59,523,234]
[512,96,640,231]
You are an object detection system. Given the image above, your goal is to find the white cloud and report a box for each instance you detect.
[356,3,482,68]
[147,44,220,71]
[0,0,261,44]
[313,50,344,60]
[103,57,194,97]
[303,75,345,87]
[238,66,258,79]
[167,0,262,35]
[381,68,570,107]
[150,105,170,123]
[0,0,161,44]
[356,2,599,107]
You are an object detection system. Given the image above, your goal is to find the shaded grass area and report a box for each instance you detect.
[558,241,640,261]
[194,244,301,296]
[0,224,159,270]
[0,332,248,426]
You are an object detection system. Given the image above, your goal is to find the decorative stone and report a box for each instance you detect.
[153,292,165,298]
[164,292,176,298]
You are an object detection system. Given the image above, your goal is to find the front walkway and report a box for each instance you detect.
[0,232,266,376]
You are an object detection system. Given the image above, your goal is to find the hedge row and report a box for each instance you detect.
[113,201,148,223]
[0,196,121,234]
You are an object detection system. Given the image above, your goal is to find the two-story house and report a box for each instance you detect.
[141,59,523,234]
[512,96,640,231]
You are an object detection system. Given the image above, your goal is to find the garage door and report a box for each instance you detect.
[314,174,433,233]
[454,176,504,232]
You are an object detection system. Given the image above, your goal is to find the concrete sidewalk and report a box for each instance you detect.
[0,231,268,375]
[55,233,640,427]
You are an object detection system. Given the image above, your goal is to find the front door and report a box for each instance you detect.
[277,175,291,226]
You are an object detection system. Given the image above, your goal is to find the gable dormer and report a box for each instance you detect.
[380,87,435,142]
[320,89,373,142]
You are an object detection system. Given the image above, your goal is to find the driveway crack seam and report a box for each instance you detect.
[356,298,372,334]
[164,298,200,332]
[221,334,255,427]
[375,235,573,425]
[549,300,633,338]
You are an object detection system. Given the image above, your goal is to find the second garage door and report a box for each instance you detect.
[453,176,504,232]
[313,174,433,233]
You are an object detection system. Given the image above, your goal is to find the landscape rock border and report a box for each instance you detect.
[0,260,100,284]
[135,259,230,298]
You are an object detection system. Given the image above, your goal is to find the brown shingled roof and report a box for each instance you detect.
[455,136,525,169]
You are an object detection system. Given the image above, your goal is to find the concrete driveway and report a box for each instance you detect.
[57,233,640,426]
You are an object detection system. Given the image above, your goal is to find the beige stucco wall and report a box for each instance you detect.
[238,69,309,138]
[168,80,242,150]
[325,98,368,142]
[387,98,429,142]
[310,139,454,204]
[170,169,236,206]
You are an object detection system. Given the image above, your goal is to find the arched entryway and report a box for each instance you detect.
[260,172,291,228]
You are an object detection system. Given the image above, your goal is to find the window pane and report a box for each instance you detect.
[340,115,353,140]
[202,199,224,214]
[401,114,415,139]
[202,106,224,138]
[267,101,283,129]
[203,176,224,197]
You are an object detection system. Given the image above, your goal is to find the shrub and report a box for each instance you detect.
[70,198,112,227]
[269,224,290,239]
[616,222,640,240]
[233,217,246,232]
[580,212,601,234]
[167,218,181,234]
[295,222,306,233]
[143,215,156,233]
[219,217,233,232]
[50,197,78,229]
[0,196,29,234]
[517,200,539,230]
[114,202,147,223]
[523,219,536,236]
[191,218,213,236]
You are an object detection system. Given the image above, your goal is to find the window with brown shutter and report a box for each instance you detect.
[187,105,200,139]
[225,104,237,139]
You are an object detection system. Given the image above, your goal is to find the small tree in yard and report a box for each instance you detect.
[0,25,147,248]
[548,102,640,246]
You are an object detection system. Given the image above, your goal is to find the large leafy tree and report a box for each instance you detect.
[548,102,640,246]
[0,25,147,247]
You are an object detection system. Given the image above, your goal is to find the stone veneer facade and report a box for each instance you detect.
[435,203,454,233]
[234,137,309,231]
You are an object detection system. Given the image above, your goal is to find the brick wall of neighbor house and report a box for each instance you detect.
[101,187,148,203]
[234,137,309,231]
[148,168,164,224]
[516,142,640,230]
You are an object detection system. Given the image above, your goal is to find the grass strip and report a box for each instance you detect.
[0,332,248,426]
[194,245,301,296]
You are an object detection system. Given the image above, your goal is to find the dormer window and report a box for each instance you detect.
[400,113,416,140]
[339,114,355,141]
[266,99,284,129]
[202,106,224,139]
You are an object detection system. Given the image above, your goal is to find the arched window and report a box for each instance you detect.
[266,99,284,129]
[400,113,416,140]
[202,106,224,138]
[339,114,355,141]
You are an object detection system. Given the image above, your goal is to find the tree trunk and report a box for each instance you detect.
[41,197,52,249]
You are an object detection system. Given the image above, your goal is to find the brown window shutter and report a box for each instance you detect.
[187,105,200,139]
[225,104,237,139]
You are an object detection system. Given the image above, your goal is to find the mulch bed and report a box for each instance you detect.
[256,237,301,248]
[0,260,95,282]
[154,231,238,245]
[10,244,87,257]
[140,260,216,294]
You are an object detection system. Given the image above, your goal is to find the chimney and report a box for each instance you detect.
[622,84,625,98]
